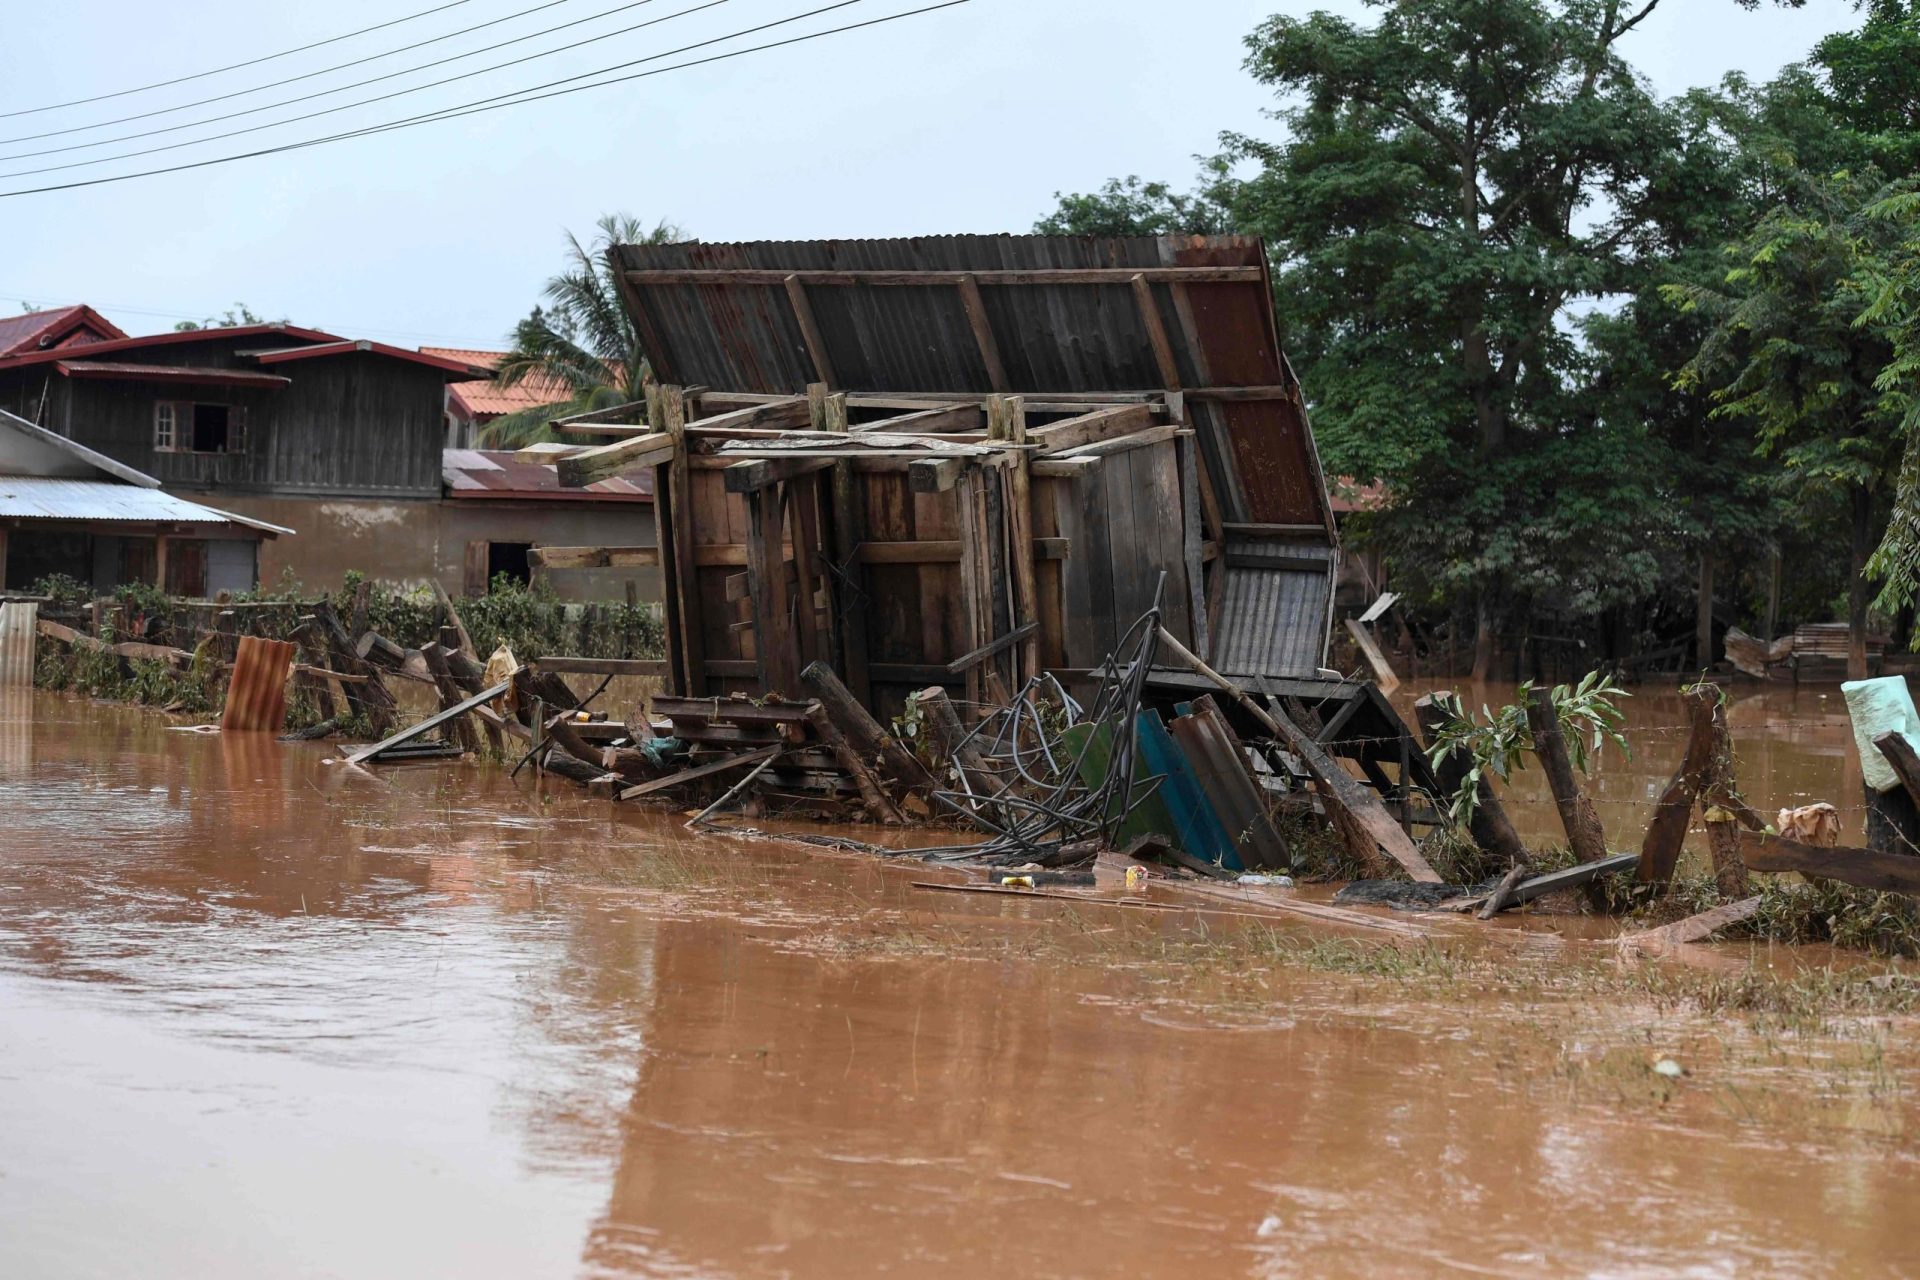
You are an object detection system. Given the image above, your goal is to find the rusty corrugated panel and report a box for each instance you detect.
[1213,539,1334,678]
[220,635,294,731]
[0,602,36,686]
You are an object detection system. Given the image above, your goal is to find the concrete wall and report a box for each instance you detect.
[196,493,659,602]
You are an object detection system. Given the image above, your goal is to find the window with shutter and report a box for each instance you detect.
[153,401,177,451]
[227,405,248,454]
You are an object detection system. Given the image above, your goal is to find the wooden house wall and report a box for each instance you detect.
[33,352,443,498]
[673,438,1198,721]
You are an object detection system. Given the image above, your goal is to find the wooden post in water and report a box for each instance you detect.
[1414,692,1530,867]
[1525,686,1608,864]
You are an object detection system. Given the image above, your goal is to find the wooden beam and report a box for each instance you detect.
[1618,896,1765,950]
[723,454,838,493]
[661,386,704,695]
[556,431,674,488]
[1029,404,1156,455]
[527,546,660,570]
[629,266,1264,287]
[549,398,650,429]
[946,621,1039,675]
[672,396,812,438]
[957,274,1009,391]
[1875,730,1920,813]
[1046,423,1182,460]
[616,745,784,802]
[1130,273,1182,389]
[850,403,985,434]
[1739,829,1920,895]
[908,455,967,493]
[784,274,836,386]
[342,681,510,765]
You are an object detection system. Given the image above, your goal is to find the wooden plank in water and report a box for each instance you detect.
[617,745,783,801]
[1617,895,1764,949]
[1739,830,1920,895]
[342,681,510,764]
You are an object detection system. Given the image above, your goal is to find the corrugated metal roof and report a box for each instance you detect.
[612,234,1341,679]
[610,234,1335,529]
[0,475,261,524]
[443,448,650,501]
[424,349,580,421]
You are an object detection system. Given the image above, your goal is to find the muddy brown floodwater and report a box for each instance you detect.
[3,686,1918,1278]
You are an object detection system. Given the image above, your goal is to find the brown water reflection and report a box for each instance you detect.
[1395,681,1864,856]
[1,690,1916,1278]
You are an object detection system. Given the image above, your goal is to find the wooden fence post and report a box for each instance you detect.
[1525,686,1608,864]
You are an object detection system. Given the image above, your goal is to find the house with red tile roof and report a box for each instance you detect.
[423,347,579,447]
[0,311,656,600]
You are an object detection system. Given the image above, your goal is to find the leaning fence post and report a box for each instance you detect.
[1703,806,1748,899]
[1525,686,1609,864]
[1414,691,1530,867]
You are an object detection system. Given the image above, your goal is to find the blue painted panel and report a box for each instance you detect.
[1135,708,1241,871]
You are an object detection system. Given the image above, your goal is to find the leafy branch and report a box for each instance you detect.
[1425,671,1632,826]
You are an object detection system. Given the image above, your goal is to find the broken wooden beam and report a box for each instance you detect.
[556,431,676,488]
[800,660,934,792]
[1151,625,1442,883]
[1737,829,1920,895]
[342,680,511,765]
[1446,853,1639,914]
[616,745,784,802]
[805,705,904,824]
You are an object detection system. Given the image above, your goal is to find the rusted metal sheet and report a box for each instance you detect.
[610,234,1335,532]
[220,635,294,731]
[0,601,36,686]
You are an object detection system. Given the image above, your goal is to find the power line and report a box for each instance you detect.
[0,1,971,199]
[0,0,742,177]
[0,0,584,150]
[0,1,477,120]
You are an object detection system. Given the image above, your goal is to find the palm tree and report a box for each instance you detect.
[479,213,681,447]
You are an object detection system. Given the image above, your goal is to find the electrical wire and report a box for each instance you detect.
[0,1,972,199]
[0,1,476,120]
[0,0,745,176]
[0,0,678,155]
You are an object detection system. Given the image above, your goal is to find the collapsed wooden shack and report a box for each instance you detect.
[544,237,1336,693]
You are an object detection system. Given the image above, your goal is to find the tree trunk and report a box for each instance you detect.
[1696,549,1715,672]
[1470,597,1494,684]
[1850,485,1872,682]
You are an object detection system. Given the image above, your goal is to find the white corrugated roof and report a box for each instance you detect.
[0,475,256,524]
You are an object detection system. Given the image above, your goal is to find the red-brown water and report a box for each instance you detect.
[2,687,1916,1278]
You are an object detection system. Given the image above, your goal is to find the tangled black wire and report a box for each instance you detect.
[918,582,1170,868]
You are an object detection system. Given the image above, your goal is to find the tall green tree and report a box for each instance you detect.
[1670,170,1909,677]
[1217,0,1745,676]
[481,214,680,447]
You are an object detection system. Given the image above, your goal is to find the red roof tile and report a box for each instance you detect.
[423,347,580,421]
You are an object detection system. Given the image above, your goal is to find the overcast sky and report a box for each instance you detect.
[0,0,1864,350]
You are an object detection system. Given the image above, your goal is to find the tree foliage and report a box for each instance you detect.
[1032,0,1920,662]
[481,214,680,447]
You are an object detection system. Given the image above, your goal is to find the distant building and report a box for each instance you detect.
[424,348,578,448]
[0,406,282,595]
[0,310,655,601]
